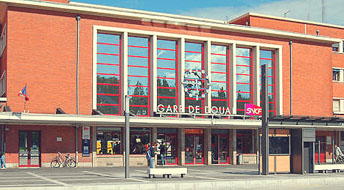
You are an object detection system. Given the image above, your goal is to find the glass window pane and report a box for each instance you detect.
[128,56,148,66]
[97,44,120,55]
[157,49,176,59]
[212,83,227,91]
[97,105,120,115]
[128,36,148,47]
[157,59,177,69]
[97,64,119,74]
[97,95,119,105]
[128,47,148,57]
[128,86,149,96]
[97,54,120,64]
[157,69,176,78]
[236,48,251,57]
[212,64,227,73]
[128,77,149,86]
[97,84,119,94]
[98,33,120,44]
[185,42,202,52]
[157,78,176,88]
[97,75,119,84]
[260,50,273,59]
[128,66,148,76]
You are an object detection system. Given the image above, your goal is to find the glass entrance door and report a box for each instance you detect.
[212,130,229,164]
[19,131,40,167]
[157,131,178,165]
[185,134,204,164]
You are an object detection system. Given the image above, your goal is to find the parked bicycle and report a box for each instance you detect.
[50,152,76,168]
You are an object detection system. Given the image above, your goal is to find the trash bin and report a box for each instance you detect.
[237,154,243,165]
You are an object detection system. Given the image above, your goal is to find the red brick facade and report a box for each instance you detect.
[0,1,343,168]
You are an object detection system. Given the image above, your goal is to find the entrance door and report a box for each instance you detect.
[19,131,40,167]
[157,132,178,165]
[212,134,229,164]
[185,134,204,164]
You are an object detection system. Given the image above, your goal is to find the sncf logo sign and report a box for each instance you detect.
[245,104,262,116]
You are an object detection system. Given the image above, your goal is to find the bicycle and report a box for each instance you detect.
[50,152,76,168]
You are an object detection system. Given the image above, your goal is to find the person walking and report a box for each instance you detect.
[149,142,156,168]
[0,152,5,169]
[160,142,166,166]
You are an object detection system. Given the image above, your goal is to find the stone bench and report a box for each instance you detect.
[147,168,187,178]
[314,164,344,173]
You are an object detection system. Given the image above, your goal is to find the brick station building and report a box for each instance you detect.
[0,0,343,173]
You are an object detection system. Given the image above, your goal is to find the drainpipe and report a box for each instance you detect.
[289,41,293,116]
[75,15,80,167]
[76,15,81,115]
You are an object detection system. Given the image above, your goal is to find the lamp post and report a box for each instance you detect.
[125,95,130,178]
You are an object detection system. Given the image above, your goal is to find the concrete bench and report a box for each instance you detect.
[314,164,344,173]
[147,168,187,178]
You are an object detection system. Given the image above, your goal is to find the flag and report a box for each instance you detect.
[18,85,29,101]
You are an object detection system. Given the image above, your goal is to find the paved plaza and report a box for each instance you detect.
[0,165,344,189]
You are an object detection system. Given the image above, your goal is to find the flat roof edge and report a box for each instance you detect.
[0,0,341,44]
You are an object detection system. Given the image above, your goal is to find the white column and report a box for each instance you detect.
[122,32,129,114]
[92,27,98,110]
[253,46,260,106]
[205,40,212,112]
[229,43,237,114]
[178,38,185,112]
[151,35,158,115]
[275,47,283,115]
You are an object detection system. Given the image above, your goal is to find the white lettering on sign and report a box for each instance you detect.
[246,107,262,115]
[157,104,231,115]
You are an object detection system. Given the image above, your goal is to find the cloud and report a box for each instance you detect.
[177,0,344,26]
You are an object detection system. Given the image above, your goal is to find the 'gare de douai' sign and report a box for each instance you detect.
[157,104,262,116]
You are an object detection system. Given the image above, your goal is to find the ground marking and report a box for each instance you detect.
[187,175,225,180]
[26,172,69,186]
[82,171,147,182]
[0,184,58,187]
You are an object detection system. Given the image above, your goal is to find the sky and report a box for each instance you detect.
[72,0,344,26]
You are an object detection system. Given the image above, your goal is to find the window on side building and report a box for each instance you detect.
[96,33,121,115]
[333,99,340,112]
[96,127,122,155]
[333,69,340,81]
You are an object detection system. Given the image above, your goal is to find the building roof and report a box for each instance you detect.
[0,0,341,44]
[230,12,344,30]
